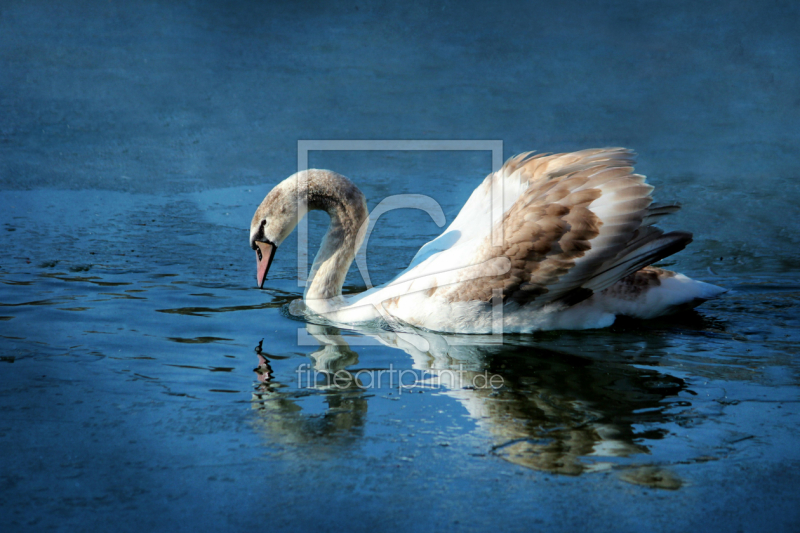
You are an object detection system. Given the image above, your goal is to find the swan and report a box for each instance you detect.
[249,148,725,333]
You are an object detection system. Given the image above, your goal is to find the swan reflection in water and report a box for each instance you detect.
[252,323,693,488]
[251,334,369,456]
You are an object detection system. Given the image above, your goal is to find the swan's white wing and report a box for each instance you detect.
[391,148,690,307]
[403,150,547,272]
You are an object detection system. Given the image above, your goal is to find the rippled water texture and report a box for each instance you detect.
[2,1,800,531]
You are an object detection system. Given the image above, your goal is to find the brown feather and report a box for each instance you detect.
[439,148,687,307]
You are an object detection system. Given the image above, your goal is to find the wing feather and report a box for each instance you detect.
[426,148,688,307]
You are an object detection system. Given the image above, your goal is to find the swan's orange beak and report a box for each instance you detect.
[255,241,276,289]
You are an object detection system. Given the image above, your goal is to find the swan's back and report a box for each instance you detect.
[395,148,696,310]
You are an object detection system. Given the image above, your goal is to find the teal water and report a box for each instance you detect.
[2,1,800,531]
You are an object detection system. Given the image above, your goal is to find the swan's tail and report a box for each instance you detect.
[595,267,727,320]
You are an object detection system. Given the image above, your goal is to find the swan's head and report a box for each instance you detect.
[250,169,367,290]
[250,175,307,288]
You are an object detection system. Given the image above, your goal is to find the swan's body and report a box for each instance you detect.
[250,148,725,333]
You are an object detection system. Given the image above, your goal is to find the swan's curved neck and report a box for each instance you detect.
[302,171,368,302]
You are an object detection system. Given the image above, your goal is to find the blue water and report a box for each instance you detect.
[2,1,800,532]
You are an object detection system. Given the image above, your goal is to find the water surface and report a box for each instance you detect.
[2,173,799,531]
[2,1,800,531]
